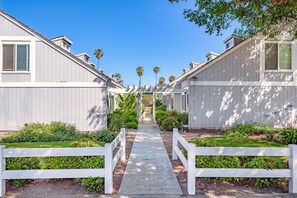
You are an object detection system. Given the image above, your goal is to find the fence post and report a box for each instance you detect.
[104,143,113,194]
[187,143,196,195]
[0,146,5,196]
[121,128,126,161]
[172,128,178,160]
[289,144,297,193]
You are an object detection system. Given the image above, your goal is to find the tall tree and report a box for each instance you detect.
[153,66,160,87]
[158,77,166,87]
[136,66,144,88]
[136,66,144,121]
[169,75,176,83]
[94,49,104,69]
[169,0,297,38]
[113,73,123,85]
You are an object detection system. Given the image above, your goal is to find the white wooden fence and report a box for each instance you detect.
[0,128,126,196]
[172,128,297,195]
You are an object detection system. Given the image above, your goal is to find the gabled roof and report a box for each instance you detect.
[0,9,125,89]
[50,35,73,45]
[188,37,252,79]
[164,61,206,91]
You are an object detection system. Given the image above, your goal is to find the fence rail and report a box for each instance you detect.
[0,128,126,196]
[172,128,297,195]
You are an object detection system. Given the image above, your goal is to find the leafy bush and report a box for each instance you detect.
[156,111,167,126]
[6,157,40,187]
[178,112,188,125]
[94,130,117,143]
[71,138,102,147]
[156,105,166,112]
[1,122,79,143]
[192,136,287,187]
[245,157,287,187]
[279,128,297,144]
[108,113,125,132]
[126,122,138,129]
[124,115,138,124]
[161,116,180,131]
[224,123,277,138]
[80,157,104,192]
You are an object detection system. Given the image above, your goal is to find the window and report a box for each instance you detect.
[182,94,186,111]
[265,43,292,70]
[2,44,30,71]
[206,56,211,62]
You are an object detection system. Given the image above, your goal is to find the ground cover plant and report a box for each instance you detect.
[191,136,287,188]
[0,121,119,192]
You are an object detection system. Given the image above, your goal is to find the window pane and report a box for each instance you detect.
[265,43,278,70]
[279,44,292,70]
[17,45,29,71]
[3,44,14,71]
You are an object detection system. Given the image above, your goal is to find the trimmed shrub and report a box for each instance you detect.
[1,122,79,143]
[124,115,138,124]
[71,138,102,147]
[80,157,104,192]
[279,128,297,144]
[108,113,125,132]
[192,136,287,187]
[126,121,138,129]
[161,116,179,131]
[6,157,40,187]
[156,111,167,125]
[245,157,287,187]
[94,130,117,143]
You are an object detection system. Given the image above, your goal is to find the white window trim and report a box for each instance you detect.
[263,41,293,72]
[0,36,36,82]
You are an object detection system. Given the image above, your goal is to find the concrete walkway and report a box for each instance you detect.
[118,112,182,195]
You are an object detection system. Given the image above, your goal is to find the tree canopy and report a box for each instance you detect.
[169,0,297,38]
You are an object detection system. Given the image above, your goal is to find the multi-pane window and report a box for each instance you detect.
[265,43,292,70]
[2,44,30,71]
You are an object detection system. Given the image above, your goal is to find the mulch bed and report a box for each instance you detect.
[5,130,136,197]
[160,131,288,196]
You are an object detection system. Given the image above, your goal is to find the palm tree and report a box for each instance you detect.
[158,77,166,87]
[136,66,144,121]
[94,49,104,69]
[153,66,160,87]
[169,75,176,83]
[136,66,144,88]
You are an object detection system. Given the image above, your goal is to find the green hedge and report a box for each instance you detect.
[155,109,188,131]
[192,137,287,187]
[1,122,79,143]
[108,110,138,130]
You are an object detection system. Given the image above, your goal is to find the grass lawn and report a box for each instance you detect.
[2,141,105,148]
[192,137,286,147]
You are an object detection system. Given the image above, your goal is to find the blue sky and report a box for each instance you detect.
[1,0,236,86]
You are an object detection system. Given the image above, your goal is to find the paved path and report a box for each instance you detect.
[118,112,182,195]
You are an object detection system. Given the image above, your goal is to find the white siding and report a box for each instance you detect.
[0,87,107,131]
[189,85,297,129]
[0,15,32,36]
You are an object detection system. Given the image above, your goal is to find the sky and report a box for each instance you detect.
[0,0,237,86]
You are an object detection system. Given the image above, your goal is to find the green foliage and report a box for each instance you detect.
[116,94,137,113]
[126,122,138,129]
[94,130,117,143]
[156,111,167,125]
[80,157,104,192]
[71,138,103,147]
[192,137,285,148]
[170,0,297,38]
[125,115,138,123]
[279,128,297,144]
[6,157,40,187]
[1,122,79,143]
[108,113,125,132]
[178,112,188,125]
[156,105,166,112]
[161,116,180,131]
[245,157,287,187]
[224,123,278,138]
[192,136,287,187]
